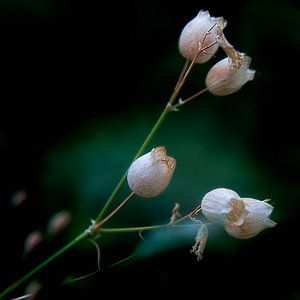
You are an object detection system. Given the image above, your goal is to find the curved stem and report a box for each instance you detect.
[0,34,212,298]
[100,214,193,234]
[173,88,208,110]
[95,48,205,223]
[95,192,135,230]
[0,231,88,299]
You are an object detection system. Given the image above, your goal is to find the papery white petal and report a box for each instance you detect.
[205,56,255,96]
[127,146,176,198]
[179,10,226,64]
[201,188,241,225]
[225,197,276,239]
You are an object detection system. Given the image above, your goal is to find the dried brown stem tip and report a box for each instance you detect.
[205,26,256,96]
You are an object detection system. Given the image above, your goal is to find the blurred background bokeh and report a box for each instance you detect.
[1,0,300,299]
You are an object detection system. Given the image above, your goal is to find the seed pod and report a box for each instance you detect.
[205,26,255,96]
[127,146,176,198]
[225,198,276,239]
[205,56,255,96]
[201,188,247,226]
[178,10,226,64]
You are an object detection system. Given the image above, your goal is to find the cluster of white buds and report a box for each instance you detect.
[127,146,176,198]
[179,9,255,96]
[201,188,276,239]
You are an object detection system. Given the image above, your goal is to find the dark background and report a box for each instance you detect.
[1,0,300,299]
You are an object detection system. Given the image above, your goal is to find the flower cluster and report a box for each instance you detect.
[201,188,276,239]
[179,10,255,96]
[126,9,274,258]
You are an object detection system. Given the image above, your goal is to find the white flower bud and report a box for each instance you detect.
[205,56,255,96]
[225,198,276,239]
[178,10,226,64]
[127,146,176,198]
[205,26,255,96]
[201,188,247,226]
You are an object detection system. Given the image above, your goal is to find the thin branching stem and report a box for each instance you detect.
[95,192,135,230]
[95,42,215,223]
[99,213,195,233]
[0,29,213,298]
[173,88,208,110]
[0,231,88,299]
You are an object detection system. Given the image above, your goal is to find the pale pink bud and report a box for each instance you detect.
[127,146,176,198]
[24,231,43,255]
[47,210,71,235]
[179,10,226,64]
[11,190,27,207]
[205,56,255,96]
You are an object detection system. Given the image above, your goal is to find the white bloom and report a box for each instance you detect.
[178,10,226,64]
[127,146,176,198]
[201,188,247,225]
[225,198,276,239]
[201,188,276,239]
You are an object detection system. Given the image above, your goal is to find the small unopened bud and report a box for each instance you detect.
[47,210,71,235]
[179,10,226,64]
[225,198,276,239]
[11,190,27,207]
[24,231,43,255]
[127,146,176,198]
[201,188,276,239]
[205,27,255,96]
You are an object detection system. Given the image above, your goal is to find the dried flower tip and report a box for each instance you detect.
[201,188,247,226]
[169,203,181,224]
[216,26,243,67]
[225,197,276,239]
[191,223,208,261]
[24,231,43,255]
[205,28,255,96]
[127,146,176,198]
[179,10,226,64]
[47,210,71,235]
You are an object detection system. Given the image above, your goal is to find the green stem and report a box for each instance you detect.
[95,103,173,223]
[100,225,166,233]
[100,214,192,233]
[0,231,88,299]
[95,55,200,223]
[173,87,208,110]
[0,44,207,298]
